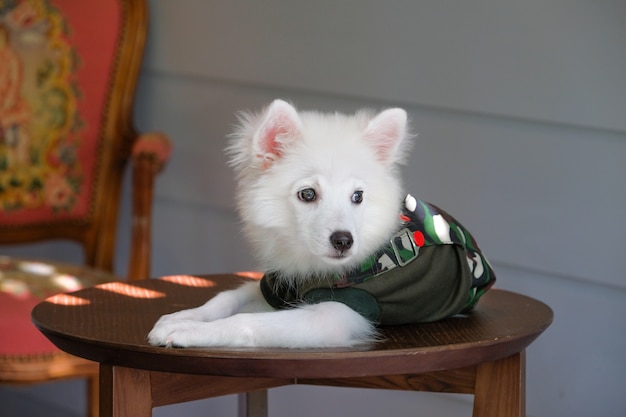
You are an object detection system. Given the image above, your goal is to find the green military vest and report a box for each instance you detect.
[260,194,495,325]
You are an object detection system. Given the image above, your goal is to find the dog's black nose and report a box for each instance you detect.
[330,231,353,253]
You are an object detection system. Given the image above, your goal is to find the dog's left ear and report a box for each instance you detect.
[364,108,408,165]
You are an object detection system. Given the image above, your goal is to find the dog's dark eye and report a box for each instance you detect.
[351,190,363,204]
[298,188,317,202]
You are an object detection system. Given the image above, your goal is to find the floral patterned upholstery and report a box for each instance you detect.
[0,1,121,223]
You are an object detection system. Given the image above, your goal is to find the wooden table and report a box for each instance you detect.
[32,273,553,417]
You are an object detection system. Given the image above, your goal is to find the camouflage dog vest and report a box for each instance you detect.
[260,194,496,325]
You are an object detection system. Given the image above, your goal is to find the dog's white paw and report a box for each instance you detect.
[147,318,255,348]
[147,310,205,346]
[148,320,205,347]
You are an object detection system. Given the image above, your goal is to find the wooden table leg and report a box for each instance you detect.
[87,373,99,417]
[100,364,153,417]
[472,351,526,417]
[238,390,268,417]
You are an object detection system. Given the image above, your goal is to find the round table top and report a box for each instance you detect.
[32,273,553,379]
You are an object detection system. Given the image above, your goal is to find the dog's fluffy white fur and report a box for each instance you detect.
[148,99,412,348]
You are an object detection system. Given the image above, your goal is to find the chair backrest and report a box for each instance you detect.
[0,0,147,272]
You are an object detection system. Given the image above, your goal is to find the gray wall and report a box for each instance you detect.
[2,1,625,416]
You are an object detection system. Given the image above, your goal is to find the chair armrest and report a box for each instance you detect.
[131,132,172,171]
[127,132,172,280]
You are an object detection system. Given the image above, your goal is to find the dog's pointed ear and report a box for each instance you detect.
[364,108,408,165]
[253,99,303,169]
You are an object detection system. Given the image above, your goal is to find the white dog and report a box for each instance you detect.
[148,100,495,348]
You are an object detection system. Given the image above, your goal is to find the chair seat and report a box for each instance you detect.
[0,257,118,357]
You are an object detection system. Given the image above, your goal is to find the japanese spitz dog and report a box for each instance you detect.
[148,99,495,348]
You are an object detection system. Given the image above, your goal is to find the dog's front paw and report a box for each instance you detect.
[147,320,203,348]
[147,317,257,348]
